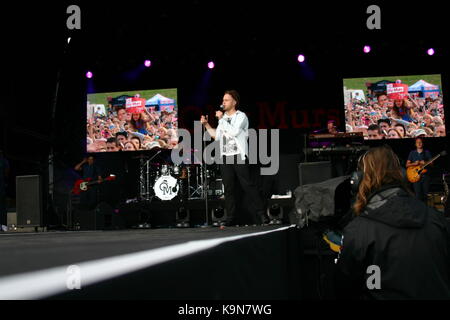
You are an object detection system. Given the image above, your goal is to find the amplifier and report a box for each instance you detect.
[208,179,224,197]
[298,162,332,186]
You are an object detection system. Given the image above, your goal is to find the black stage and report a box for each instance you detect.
[0,225,316,300]
[0,226,284,277]
[67,196,295,230]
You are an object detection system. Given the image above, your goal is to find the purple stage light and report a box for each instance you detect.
[208,61,215,69]
[86,71,93,79]
[427,48,435,56]
[363,45,371,53]
[297,54,305,63]
[144,60,151,67]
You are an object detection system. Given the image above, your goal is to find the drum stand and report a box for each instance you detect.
[138,150,161,201]
[187,125,210,226]
[188,165,206,199]
[138,158,151,201]
[201,126,209,226]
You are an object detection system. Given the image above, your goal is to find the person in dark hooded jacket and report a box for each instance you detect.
[335,145,450,300]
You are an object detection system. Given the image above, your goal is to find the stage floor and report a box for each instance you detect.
[0,226,284,278]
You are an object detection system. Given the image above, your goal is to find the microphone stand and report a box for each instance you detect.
[201,116,210,227]
[48,38,71,230]
[147,149,162,200]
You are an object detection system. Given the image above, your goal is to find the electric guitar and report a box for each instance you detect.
[406,151,447,183]
[72,175,116,195]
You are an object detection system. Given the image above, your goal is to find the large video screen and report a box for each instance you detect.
[343,74,445,139]
[86,88,178,152]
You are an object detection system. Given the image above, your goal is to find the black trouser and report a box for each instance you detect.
[413,174,430,202]
[79,188,99,210]
[220,156,265,224]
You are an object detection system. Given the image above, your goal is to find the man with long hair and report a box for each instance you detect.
[336,145,450,299]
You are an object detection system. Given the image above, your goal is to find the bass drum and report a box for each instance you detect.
[153,175,179,201]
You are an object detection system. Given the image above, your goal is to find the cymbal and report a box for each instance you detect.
[132,154,150,159]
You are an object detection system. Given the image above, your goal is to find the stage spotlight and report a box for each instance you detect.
[363,45,371,53]
[67,37,71,44]
[297,54,305,63]
[213,207,225,219]
[427,48,435,56]
[86,71,93,79]
[144,59,152,67]
[212,206,227,227]
[267,204,283,225]
[207,61,215,69]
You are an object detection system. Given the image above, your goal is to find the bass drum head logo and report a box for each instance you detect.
[154,175,178,200]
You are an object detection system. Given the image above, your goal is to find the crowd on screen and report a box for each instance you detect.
[345,93,446,140]
[86,104,179,152]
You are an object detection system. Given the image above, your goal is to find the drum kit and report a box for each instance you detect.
[136,150,221,202]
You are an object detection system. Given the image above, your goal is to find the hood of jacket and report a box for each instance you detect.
[360,185,428,228]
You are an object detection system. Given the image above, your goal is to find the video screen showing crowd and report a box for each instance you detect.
[344,74,446,140]
[86,89,179,152]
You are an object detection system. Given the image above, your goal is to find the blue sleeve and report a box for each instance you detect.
[407,151,415,162]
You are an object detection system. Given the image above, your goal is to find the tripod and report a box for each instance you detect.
[188,164,205,199]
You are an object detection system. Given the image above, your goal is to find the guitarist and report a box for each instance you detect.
[406,137,432,202]
[74,155,103,208]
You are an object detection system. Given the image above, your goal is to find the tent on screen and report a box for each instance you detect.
[408,80,440,98]
[109,95,134,108]
[87,104,106,119]
[343,88,366,105]
[146,94,176,112]
[367,80,395,94]
[351,90,366,102]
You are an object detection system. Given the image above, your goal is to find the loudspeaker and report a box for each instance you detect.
[72,202,124,230]
[298,161,332,186]
[211,206,228,226]
[16,175,42,227]
[277,154,301,193]
[72,207,96,230]
[208,179,224,198]
[267,203,284,222]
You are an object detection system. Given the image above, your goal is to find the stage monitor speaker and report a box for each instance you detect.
[267,203,284,222]
[298,161,332,186]
[16,175,42,227]
[259,154,301,198]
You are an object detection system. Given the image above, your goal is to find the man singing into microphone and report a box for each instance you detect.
[200,90,267,225]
